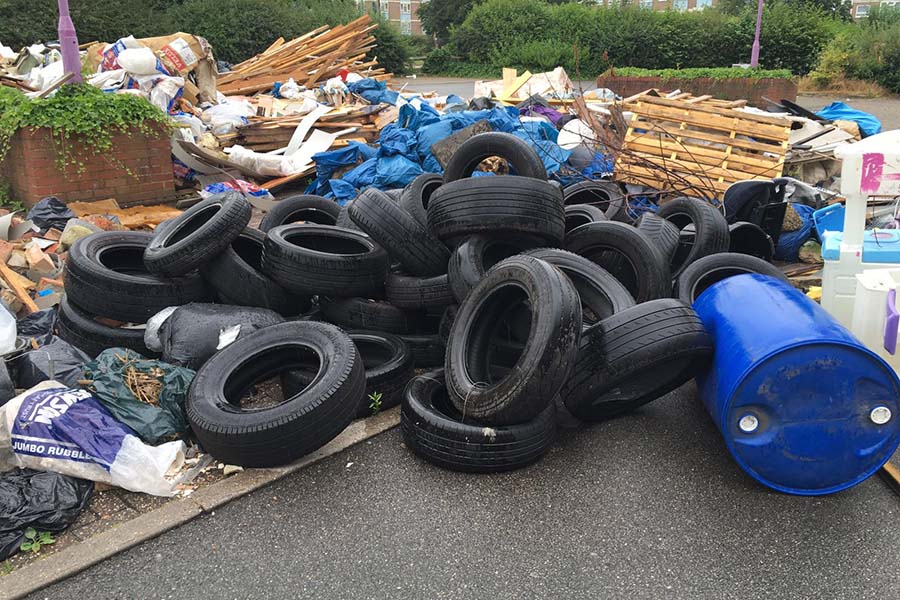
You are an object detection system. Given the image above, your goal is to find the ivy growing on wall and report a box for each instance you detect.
[0,84,172,176]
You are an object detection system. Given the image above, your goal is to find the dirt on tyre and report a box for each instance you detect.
[262,224,389,297]
[401,370,556,473]
[349,188,449,277]
[258,195,340,232]
[445,254,582,425]
[561,299,713,422]
[65,232,212,323]
[442,132,547,182]
[674,252,790,304]
[428,176,565,246]
[143,193,251,277]
[187,321,364,468]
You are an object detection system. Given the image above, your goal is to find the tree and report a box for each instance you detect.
[417,0,481,45]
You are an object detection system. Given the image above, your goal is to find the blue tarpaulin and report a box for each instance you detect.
[347,79,400,106]
[307,98,586,200]
[816,102,882,138]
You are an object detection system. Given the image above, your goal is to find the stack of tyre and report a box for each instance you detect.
[57,131,789,473]
[399,133,792,474]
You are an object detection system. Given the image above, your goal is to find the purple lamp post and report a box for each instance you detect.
[58,0,83,83]
[750,0,764,67]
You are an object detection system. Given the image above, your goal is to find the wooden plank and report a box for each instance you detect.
[624,147,783,180]
[0,262,38,314]
[260,168,316,191]
[627,104,790,140]
[501,70,532,101]
[630,120,788,155]
[622,150,782,181]
[502,68,517,92]
[631,94,793,127]
[624,134,782,170]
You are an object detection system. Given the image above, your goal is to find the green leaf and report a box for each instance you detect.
[23,528,36,540]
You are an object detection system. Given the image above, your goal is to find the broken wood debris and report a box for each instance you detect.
[217,15,389,96]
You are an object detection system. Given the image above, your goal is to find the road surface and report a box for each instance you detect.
[32,384,900,599]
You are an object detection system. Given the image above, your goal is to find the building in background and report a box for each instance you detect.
[851,0,900,18]
[357,0,424,35]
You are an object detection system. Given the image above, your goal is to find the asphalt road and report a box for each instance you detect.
[32,383,900,600]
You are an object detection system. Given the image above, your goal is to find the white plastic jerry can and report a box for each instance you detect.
[851,267,900,375]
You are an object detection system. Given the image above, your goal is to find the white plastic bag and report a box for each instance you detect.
[0,305,15,356]
[144,306,178,353]
[116,47,161,75]
[0,382,185,496]
[280,77,301,99]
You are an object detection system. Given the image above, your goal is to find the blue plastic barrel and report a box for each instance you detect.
[694,273,900,495]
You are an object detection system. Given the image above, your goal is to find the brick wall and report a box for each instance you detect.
[595,75,798,107]
[0,125,174,208]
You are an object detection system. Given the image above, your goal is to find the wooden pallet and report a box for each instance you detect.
[614,95,792,198]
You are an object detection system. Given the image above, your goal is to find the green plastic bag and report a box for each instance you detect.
[81,348,195,445]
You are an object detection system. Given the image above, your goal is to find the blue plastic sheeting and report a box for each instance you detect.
[375,155,423,188]
[347,78,400,105]
[519,119,559,143]
[378,125,418,157]
[816,101,882,137]
[308,99,582,200]
[774,203,815,261]
[328,180,357,204]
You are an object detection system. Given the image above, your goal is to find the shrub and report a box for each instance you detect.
[367,13,412,76]
[422,46,457,74]
[750,1,832,74]
[808,6,900,93]
[167,0,317,64]
[454,0,555,64]
[609,67,794,79]
[849,10,900,93]
[444,0,837,77]
[489,40,576,73]
[0,0,173,49]
[408,34,435,57]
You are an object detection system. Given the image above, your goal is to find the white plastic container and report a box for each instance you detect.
[850,267,900,375]
[821,130,900,327]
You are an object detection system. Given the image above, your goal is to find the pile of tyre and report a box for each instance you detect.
[58,131,790,473]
